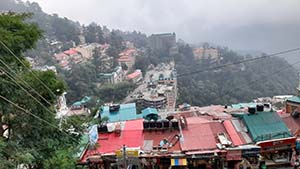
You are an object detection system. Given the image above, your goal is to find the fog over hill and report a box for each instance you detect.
[1,0,299,107]
[22,0,300,69]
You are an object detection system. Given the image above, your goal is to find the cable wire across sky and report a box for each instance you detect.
[177,47,300,78]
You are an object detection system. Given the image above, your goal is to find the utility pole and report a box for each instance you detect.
[122,145,127,169]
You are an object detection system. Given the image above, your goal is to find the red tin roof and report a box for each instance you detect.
[143,130,181,152]
[223,120,244,146]
[127,71,141,79]
[64,49,78,55]
[181,122,216,151]
[80,119,144,163]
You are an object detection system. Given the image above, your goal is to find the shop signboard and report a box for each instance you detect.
[171,158,187,166]
[226,150,242,161]
[242,148,260,157]
[256,137,296,152]
[115,149,139,157]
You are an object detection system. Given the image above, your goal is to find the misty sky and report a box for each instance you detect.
[27,0,300,52]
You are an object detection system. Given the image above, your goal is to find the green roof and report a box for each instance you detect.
[75,134,89,158]
[72,96,91,106]
[142,108,158,119]
[100,103,142,122]
[287,96,300,103]
[241,112,291,142]
[231,102,257,109]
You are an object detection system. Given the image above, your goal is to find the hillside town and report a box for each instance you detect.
[5,29,300,169]
[2,1,300,168]
[42,33,300,169]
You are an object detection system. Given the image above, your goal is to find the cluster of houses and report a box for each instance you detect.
[53,43,109,70]
[99,46,142,85]
[51,41,143,86]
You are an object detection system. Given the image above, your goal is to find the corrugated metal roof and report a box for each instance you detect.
[181,123,216,151]
[287,96,300,103]
[223,120,244,146]
[141,107,158,118]
[241,112,291,142]
[143,130,181,152]
[80,119,144,163]
[231,102,257,109]
[64,49,78,55]
[281,114,300,135]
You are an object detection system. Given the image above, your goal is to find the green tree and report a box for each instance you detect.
[0,12,81,168]
[83,23,105,44]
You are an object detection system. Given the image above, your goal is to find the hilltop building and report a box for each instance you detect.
[149,33,177,55]
[193,47,219,60]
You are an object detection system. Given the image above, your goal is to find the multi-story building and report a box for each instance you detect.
[99,66,125,84]
[64,49,83,64]
[74,43,100,60]
[142,90,168,109]
[149,33,176,55]
[139,68,177,111]
[193,47,219,60]
[118,48,137,70]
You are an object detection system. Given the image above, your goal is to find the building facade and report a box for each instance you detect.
[149,33,176,55]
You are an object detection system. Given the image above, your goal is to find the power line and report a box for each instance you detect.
[0,59,91,132]
[0,94,80,142]
[177,47,300,78]
[0,39,57,97]
[0,38,88,126]
[0,94,59,130]
[0,59,52,106]
[0,66,54,114]
[222,58,300,102]
[0,66,88,133]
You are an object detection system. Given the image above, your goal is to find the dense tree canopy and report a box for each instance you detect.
[83,23,105,44]
[175,43,298,106]
[0,12,82,168]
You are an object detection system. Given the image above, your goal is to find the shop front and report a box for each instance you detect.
[256,137,296,166]
[186,150,225,169]
[225,149,242,169]
[140,154,185,169]
[225,145,260,169]
[241,146,260,168]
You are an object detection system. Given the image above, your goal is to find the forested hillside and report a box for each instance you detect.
[175,44,298,106]
[1,0,298,107]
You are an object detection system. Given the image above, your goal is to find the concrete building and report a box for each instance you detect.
[64,49,83,64]
[118,48,137,70]
[99,66,125,84]
[193,47,219,60]
[74,43,100,60]
[142,89,168,109]
[286,78,300,114]
[138,69,177,110]
[149,33,176,55]
[127,69,142,83]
